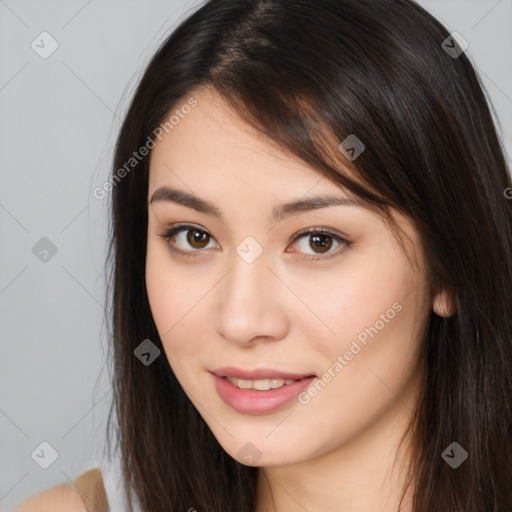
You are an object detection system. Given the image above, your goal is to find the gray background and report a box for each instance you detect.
[0,0,511,509]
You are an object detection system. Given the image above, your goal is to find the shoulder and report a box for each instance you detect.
[14,467,108,512]
[14,483,87,511]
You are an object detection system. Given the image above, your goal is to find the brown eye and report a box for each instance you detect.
[186,229,210,249]
[289,228,350,261]
[309,234,333,253]
[157,225,218,256]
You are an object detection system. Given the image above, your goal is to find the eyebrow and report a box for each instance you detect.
[149,186,364,224]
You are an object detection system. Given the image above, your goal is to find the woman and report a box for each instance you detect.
[16,0,512,510]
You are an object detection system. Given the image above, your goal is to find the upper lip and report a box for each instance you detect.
[211,366,316,380]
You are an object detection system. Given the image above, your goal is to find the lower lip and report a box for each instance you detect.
[212,374,316,414]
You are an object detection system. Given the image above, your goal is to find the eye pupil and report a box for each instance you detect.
[187,229,209,248]
[310,234,332,253]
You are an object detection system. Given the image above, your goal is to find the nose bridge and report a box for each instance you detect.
[214,245,288,345]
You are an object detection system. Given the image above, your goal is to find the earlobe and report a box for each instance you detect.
[433,287,457,317]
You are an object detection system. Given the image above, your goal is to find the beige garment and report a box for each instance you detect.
[73,468,109,512]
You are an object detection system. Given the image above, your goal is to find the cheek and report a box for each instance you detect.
[146,245,173,330]
[296,250,416,353]
[146,245,183,352]
[310,272,426,410]
[145,244,213,370]
[298,260,427,413]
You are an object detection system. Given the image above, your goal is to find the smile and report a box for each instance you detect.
[211,371,317,414]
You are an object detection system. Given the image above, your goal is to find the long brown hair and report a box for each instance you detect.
[103,0,512,510]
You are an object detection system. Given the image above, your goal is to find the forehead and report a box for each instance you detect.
[148,89,353,198]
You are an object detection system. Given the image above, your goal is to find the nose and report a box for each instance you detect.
[214,251,289,347]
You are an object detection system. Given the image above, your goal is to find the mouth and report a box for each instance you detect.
[210,367,317,414]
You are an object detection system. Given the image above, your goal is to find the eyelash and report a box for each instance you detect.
[157,223,351,262]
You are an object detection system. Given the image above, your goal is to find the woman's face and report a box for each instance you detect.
[145,88,434,467]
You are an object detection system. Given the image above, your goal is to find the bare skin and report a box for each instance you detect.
[145,87,455,512]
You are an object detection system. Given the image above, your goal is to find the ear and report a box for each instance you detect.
[432,286,457,317]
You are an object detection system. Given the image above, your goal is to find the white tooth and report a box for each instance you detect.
[252,379,272,390]
[237,378,253,389]
[227,376,238,386]
[226,376,295,390]
[270,378,285,389]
